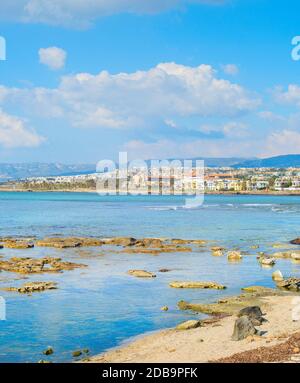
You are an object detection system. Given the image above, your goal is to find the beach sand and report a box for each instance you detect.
[86,295,300,363]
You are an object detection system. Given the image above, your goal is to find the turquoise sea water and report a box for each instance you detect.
[0,192,300,362]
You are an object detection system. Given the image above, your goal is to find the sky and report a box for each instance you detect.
[1,0,300,163]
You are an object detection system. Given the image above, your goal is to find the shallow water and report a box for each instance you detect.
[0,192,300,362]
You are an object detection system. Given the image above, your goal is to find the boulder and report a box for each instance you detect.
[212,250,223,257]
[259,257,276,266]
[237,306,266,326]
[272,270,284,282]
[176,320,201,330]
[43,347,54,356]
[276,278,300,292]
[232,316,258,341]
[127,270,156,278]
[227,251,242,260]
[290,238,300,245]
[72,350,82,358]
[169,281,226,289]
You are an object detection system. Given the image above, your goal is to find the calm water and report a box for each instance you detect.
[0,192,300,362]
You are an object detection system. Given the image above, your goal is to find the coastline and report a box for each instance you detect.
[85,294,300,363]
[1,188,300,196]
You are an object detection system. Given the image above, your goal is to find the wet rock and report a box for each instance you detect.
[291,251,300,261]
[227,251,242,261]
[232,316,258,341]
[122,246,191,255]
[241,286,275,294]
[0,256,86,274]
[176,320,201,330]
[211,246,225,252]
[212,250,223,257]
[273,251,293,259]
[104,237,137,246]
[272,270,284,282]
[238,306,266,326]
[276,278,300,292]
[259,257,276,266]
[127,270,156,278]
[170,281,226,289]
[38,360,52,363]
[0,245,3,249]
[36,237,82,248]
[135,238,164,248]
[272,243,287,249]
[161,306,169,311]
[4,281,57,293]
[290,238,300,245]
[43,347,54,356]
[250,245,259,249]
[171,239,206,245]
[4,241,34,249]
[72,350,82,358]
[159,268,171,273]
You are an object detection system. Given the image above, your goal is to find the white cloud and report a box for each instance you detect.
[222,64,239,76]
[0,62,259,129]
[261,129,300,157]
[0,110,44,148]
[273,84,300,107]
[39,47,67,70]
[0,0,225,27]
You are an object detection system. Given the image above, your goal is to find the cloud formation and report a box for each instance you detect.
[0,63,259,132]
[0,0,225,27]
[0,110,44,148]
[39,47,67,70]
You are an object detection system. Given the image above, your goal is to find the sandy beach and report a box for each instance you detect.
[86,295,300,363]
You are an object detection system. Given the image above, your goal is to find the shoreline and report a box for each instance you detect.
[85,293,300,363]
[1,188,300,196]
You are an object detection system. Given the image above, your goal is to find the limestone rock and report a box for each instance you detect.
[290,238,300,245]
[272,270,283,282]
[227,251,242,260]
[259,257,276,266]
[3,241,34,249]
[127,270,156,278]
[237,306,266,326]
[4,281,57,293]
[169,281,226,289]
[276,278,300,291]
[232,316,257,341]
[176,320,201,330]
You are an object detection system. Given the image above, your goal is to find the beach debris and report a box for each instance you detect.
[290,238,300,245]
[161,306,169,311]
[176,320,201,330]
[127,270,156,278]
[3,240,34,249]
[276,278,300,292]
[258,257,276,266]
[227,251,242,261]
[170,281,226,289]
[232,316,258,341]
[272,270,284,282]
[43,347,54,356]
[3,281,57,293]
[237,306,266,326]
[0,256,86,274]
[72,350,82,358]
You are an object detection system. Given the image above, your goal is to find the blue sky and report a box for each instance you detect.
[0,0,300,163]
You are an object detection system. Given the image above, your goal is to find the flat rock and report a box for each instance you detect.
[259,257,276,266]
[127,270,156,278]
[4,241,34,249]
[170,281,226,289]
[4,281,57,293]
[176,320,201,330]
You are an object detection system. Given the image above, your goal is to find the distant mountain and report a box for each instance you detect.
[0,163,96,181]
[234,154,300,168]
[146,157,254,168]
